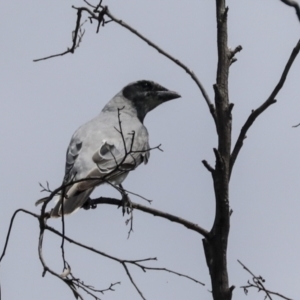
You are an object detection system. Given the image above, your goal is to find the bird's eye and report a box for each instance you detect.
[140,81,151,90]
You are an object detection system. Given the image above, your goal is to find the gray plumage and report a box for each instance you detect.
[36,80,180,217]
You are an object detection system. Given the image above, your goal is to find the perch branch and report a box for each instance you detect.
[89,197,209,238]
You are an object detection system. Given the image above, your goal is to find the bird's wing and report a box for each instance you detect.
[90,128,150,183]
[35,133,87,211]
[63,138,83,184]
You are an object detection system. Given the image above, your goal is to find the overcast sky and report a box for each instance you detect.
[1,1,300,299]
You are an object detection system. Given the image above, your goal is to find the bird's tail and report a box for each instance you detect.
[35,185,94,218]
[35,196,49,206]
[50,187,94,218]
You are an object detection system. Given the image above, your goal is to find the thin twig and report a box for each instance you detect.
[60,187,68,272]
[37,211,85,299]
[238,260,293,300]
[0,209,39,262]
[104,180,153,204]
[134,264,205,286]
[122,263,146,300]
[230,39,300,178]
[33,9,86,62]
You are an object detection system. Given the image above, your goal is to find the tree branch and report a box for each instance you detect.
[33,9,87,62]
[45,223,206,292]
[202,160,215,173]
[1,207,205,299]
[238,260,294,300]
[0,209,39,262]
[89,197,209,238]
[230,39,300,178]
[280,0,300,22]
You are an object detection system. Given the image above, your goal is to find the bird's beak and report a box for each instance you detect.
[157,90,181,102]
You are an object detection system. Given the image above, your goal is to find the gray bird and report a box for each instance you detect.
[36,80,180,217]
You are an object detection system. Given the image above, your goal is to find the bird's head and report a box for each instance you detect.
[122,80,181,123]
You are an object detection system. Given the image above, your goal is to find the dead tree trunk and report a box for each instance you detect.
[202,1,234,299]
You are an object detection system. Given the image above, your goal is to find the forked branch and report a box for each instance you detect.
[230,39,300,178]
[33,9,87,62]
[238,260,294,300]
[0,208,205,299]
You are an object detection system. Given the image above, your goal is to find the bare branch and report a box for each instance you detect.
[280,0,300,22]
[135,265,205,286]
[37,215,85,300]
[238,260,294,300]
[39,181,51,193]
[125,208,134,238]
[230,39,300,178]
[229,45,242,65]
[83,0,96,8]
[33,9,87,62]
[45,223,205,294]
[100,180,153,204]
[122,263,146,300]
[228,45,242,59]
[70,273,120,300]
[0,209,39,262]
[1,207,205,299]
[60,187,68,271]
[89,197,209,238]
[202,160,215,173]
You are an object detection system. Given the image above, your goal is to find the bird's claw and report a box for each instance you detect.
[82,197,97,210]
[119,193,132,216]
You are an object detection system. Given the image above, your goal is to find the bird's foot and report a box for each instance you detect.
[82,197,97,210]
[119,193,132,216]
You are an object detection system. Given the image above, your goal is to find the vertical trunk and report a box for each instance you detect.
[203,1,233,299]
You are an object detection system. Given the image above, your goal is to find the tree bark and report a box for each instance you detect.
[202,1,233,299]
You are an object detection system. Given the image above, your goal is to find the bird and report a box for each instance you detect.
[36,80,181,217]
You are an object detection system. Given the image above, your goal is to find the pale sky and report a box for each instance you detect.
[1,1,300,299]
